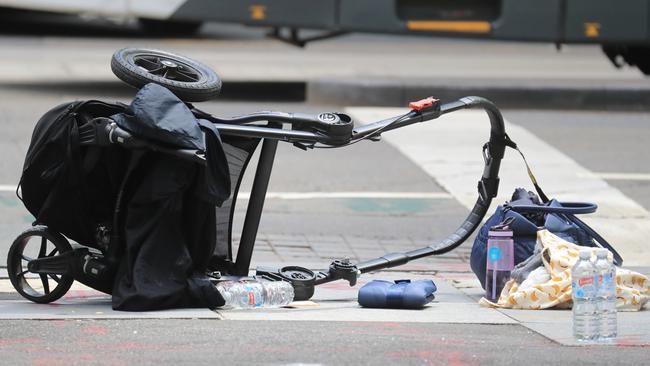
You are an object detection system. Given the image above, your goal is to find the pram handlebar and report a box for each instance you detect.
[200,96,506,146]
[93,97,506,169]
[83,118,207,164]
[311,96,508,285]
[110,125,206,164]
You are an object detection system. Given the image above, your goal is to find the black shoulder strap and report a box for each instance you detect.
[503,135,623,265]
[567,215,624,266]
[508,202,597,215]
[503,134,550,203]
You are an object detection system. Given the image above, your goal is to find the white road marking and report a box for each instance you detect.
[238,192,452,200]
[578,172,650,181]
[0,185,16,192]
[347,107,650,266]
[0,185,450,200]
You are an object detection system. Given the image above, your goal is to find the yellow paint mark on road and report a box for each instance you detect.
[406,21,491,34]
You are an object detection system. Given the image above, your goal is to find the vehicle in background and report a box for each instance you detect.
[1,0,649,74]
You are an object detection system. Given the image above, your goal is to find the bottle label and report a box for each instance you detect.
[486,239,514,271]
[572,276,596,298]
[488,247,502,261]
[579,277,593,287]
[244,284,262,307]
[604,271,615,292]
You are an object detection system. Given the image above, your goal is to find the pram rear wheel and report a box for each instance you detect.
[111,47,222,102]
[7,226,74,304]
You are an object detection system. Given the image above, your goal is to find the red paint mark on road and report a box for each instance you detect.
[63,289,106,300]
[615,337,647,347]
[0,338,41,347]
[427,337,466,346]
[318,280,366,290]
[47,303,62,307]
[385,350,479,366]
[259,345,295,354]
[32,354,97,366]
[109,341,190,353]
[83,325,108,336]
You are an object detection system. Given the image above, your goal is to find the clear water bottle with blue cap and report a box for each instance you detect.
[485,218,514,302]
[216,280,294,309]
[594,248,617,342]
[572,249,598,342]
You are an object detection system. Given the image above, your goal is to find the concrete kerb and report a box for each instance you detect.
[0,80,307,102]
[2,77,650,110]
[306,78,650,110]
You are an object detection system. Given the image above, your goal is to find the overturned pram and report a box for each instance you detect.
[8,48,511,310]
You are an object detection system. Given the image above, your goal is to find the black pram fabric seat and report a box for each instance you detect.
[20,83,260,310]
[109,84,231,310]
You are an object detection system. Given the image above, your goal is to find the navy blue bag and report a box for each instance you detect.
[470,188,623,289]
[358,279,437,309]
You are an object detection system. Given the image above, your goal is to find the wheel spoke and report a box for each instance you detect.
[174,69,199,82]
[47,248,58,257]
[21,254,34,262]
[49,274,61,283]
[39,236,47,258]
[17,270,28,279]
[136,56,161,70]
[39,274,50,294]
[148,66,166,75]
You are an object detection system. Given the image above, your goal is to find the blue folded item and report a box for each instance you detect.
[357,279,437,309]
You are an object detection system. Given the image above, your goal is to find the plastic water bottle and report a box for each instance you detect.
[485,221,514,302]
[263,281,295,306]
[594,249,617,342]
[216,280,294,309]
[571,249,598,342]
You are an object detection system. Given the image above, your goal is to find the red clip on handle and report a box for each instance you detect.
[409,97,439,111]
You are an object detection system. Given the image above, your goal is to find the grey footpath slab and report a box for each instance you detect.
[0,272,515,324]
[0,297,220,320]
[499,309,650,347]
[455,267,650,347]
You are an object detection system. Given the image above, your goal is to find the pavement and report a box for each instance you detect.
[0,18,649,365]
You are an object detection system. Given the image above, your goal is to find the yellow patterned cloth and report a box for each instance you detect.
[479,230,650,311]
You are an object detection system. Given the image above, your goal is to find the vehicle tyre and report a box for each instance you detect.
[630,47,650,75]
[111,48,222,102]
[603,45,650,76]
[7,226,74,304]
[139,18,203,35]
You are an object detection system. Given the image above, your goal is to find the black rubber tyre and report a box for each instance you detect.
[111,48,222,102]
[630,47,650,75]
[7,226,74,304]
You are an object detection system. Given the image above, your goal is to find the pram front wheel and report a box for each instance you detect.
[7,226,74,304]
[111,47,222,102]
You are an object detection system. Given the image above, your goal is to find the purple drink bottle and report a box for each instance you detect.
[485,221,514,302]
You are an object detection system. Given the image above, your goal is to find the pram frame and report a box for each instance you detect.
[10,94,508,302]
[192,95,507,296]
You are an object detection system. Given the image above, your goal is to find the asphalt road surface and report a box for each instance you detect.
[3,320,650,366]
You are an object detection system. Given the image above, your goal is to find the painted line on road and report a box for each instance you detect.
[346,107,650,266]
[0,185,451,200]
[577,172,650,181]
[238,192,452,200]
[0,185,16,192]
